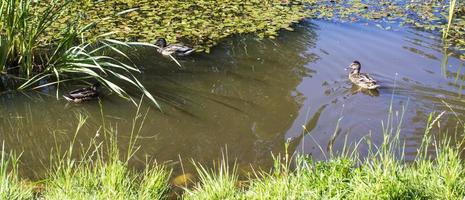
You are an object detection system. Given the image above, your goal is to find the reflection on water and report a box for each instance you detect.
[1,20,465,178]
[349,85,380,97]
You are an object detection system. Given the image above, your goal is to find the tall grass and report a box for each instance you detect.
[184,111,465,199]
[42,99,171,199]
[0,143,33,200]
[43,134,171,199]
[182,154,239,200]
[2,105,465,199]
[0,0,162,107]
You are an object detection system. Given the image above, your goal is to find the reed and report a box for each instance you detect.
[0,0,65,75]
[443,0,458,39]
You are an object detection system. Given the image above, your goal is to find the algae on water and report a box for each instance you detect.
[41,0,313,52]
[37,0,465,57]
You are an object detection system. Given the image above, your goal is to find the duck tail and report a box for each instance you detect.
[369,84,380,89]
[181,48,195,56]
[63,95,74,102]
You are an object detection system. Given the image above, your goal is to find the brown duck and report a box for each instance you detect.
[346,61,380,90]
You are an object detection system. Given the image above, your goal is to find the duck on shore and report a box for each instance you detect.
[346,61,380,90]
[63,82,100,103]
[155,38,195,57]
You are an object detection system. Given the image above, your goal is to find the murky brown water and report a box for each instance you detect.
[1,20,464,178]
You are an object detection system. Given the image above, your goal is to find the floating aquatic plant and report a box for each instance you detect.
[33,0,465,57]
[40,0,314,53]
[308,0,465,59]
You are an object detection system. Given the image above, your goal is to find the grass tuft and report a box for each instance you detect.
[2,105,465,199]
[0,143,33,200]
[183,154,239,200]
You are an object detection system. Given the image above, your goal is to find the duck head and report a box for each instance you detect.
[91,82,101,91]
[346,60,361,74]
[155,38,167,48]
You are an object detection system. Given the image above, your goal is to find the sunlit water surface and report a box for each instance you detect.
[1,20,464,179]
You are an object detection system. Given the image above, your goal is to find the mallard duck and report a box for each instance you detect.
[346,61,380,90]
[155,38,195,57]
[63,82,100,103]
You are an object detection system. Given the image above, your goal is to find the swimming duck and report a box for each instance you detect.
[155,38,195,57]
[346,61,380,90]
[63,82,100,103]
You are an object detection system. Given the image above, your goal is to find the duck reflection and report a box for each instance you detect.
[349,84,380,97]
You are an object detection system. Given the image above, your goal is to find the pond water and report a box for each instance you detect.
[1,20,464,178]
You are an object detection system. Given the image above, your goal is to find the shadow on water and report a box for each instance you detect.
[0,21,319,178]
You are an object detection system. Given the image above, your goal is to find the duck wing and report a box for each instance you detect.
[357,73,380,89]
[68,87,88,95]
[166,44,195,56]
[67,87,98,98]
[357,73,377,84]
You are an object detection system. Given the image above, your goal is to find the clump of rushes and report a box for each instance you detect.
[0,0,160,107]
